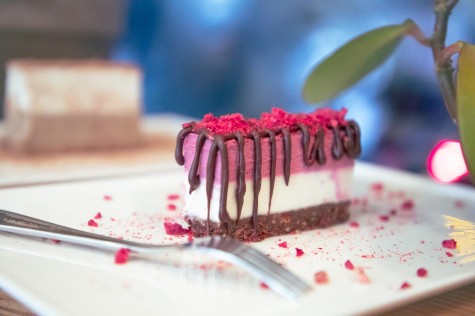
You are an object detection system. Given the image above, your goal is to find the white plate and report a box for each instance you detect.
[1,162,475,316]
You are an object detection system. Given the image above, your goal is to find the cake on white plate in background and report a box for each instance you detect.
[175,107,361,241]
[4,59,143,153]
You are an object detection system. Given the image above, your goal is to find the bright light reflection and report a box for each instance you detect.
[427,140,468,183]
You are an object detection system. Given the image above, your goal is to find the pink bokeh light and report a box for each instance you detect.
[427,140,468,183]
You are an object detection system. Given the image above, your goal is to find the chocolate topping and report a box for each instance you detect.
[188,130,207,193]
[265,129,276,217]
[251,131,262,228]
[175,119,361,235]
[281,128,291,185]
[175,126,193,165]
[233,133,246,224]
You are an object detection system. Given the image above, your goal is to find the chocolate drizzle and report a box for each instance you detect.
[265,129,276,217]
[175,120,361,234]
[281,128,291,185]
[251,131,262,228]
[188,131,207,193]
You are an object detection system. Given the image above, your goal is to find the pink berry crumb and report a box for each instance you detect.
[344,260,354,270]
[167,194,180,200]
[400,282,411,290]
[349,221,360,228]
[278,241,288,248]
[355,267,371,284]
[167,204,177,211]
[401,199,414,210]
[379,215,390,222]
[295,248,304,257]
[87,219,98,227]
[417,268,428,278]
[371,182,384,191]
[314,271,329,284]
[442,239,457,249]
[103,195,112,201]
[446,252,453,257]
[260,282,269,290]
[94,212,102,219]
[115,248,131,264]
[163,222,190,236]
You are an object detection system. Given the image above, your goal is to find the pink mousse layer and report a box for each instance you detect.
[183,129,354,183]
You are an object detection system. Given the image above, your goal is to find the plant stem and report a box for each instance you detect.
[431,0,459,123]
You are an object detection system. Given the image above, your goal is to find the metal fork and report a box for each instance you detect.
[0,209,311,299]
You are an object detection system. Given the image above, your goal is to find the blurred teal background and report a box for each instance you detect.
[1,0,474,174]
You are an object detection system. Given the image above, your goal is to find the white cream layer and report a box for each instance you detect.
[184,167,353,222]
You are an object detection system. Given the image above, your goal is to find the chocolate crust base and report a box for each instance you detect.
[187,201,350,242]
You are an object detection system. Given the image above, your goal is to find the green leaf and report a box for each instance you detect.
[456,43,475,183]
[303,20,414,103]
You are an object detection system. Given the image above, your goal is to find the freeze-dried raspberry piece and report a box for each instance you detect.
[104,195,112,201]
[355,267,370,284]
[379,215,389,222]
[295,248,304,257]
[401,199,414,210]
[349,221,360,228]
[417,268,428,277]
[344,260,354,270]
[314,271,329,284]
[442,239,457,249]
[167,204,177,211]
[94,212,102,219]
[164,222,191,236]
[371,182,384,191]
[88,219,98,227]
[278,241,288,248]
[167,194,180,200]
[400,282,411,290]
[446,252,453,257]
[115,248,131,264]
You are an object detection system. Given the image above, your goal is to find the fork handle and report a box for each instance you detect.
[0,209,170,253]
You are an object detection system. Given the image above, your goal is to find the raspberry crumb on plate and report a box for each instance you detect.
[401,199,414,210]
[442,239,457,249]
[163,222,190,236]
[94,212,102,219]
[314,271,329,284]
[295,248,304,257]
[87,219,98,227]
[278,241,288,248]
[400,282,411,290]
[417,268,428,277]
[167,204,177,211]
[355,267,370,284]
[167,194,180,200]
[344,260,354,270]
[371,182,384,191]
[349,221,360,228]
[115,248,131,264]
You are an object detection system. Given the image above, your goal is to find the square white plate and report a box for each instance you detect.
[1,162,475,316]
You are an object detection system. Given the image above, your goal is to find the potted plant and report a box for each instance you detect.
[303,0,475,182]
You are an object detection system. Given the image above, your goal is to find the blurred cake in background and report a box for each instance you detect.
[3,59,143,152]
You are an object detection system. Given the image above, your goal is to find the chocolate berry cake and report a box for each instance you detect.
[175,108,361,241]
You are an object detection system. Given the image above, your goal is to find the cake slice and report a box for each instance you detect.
[4,59,142,152]
[175,108,361,241]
